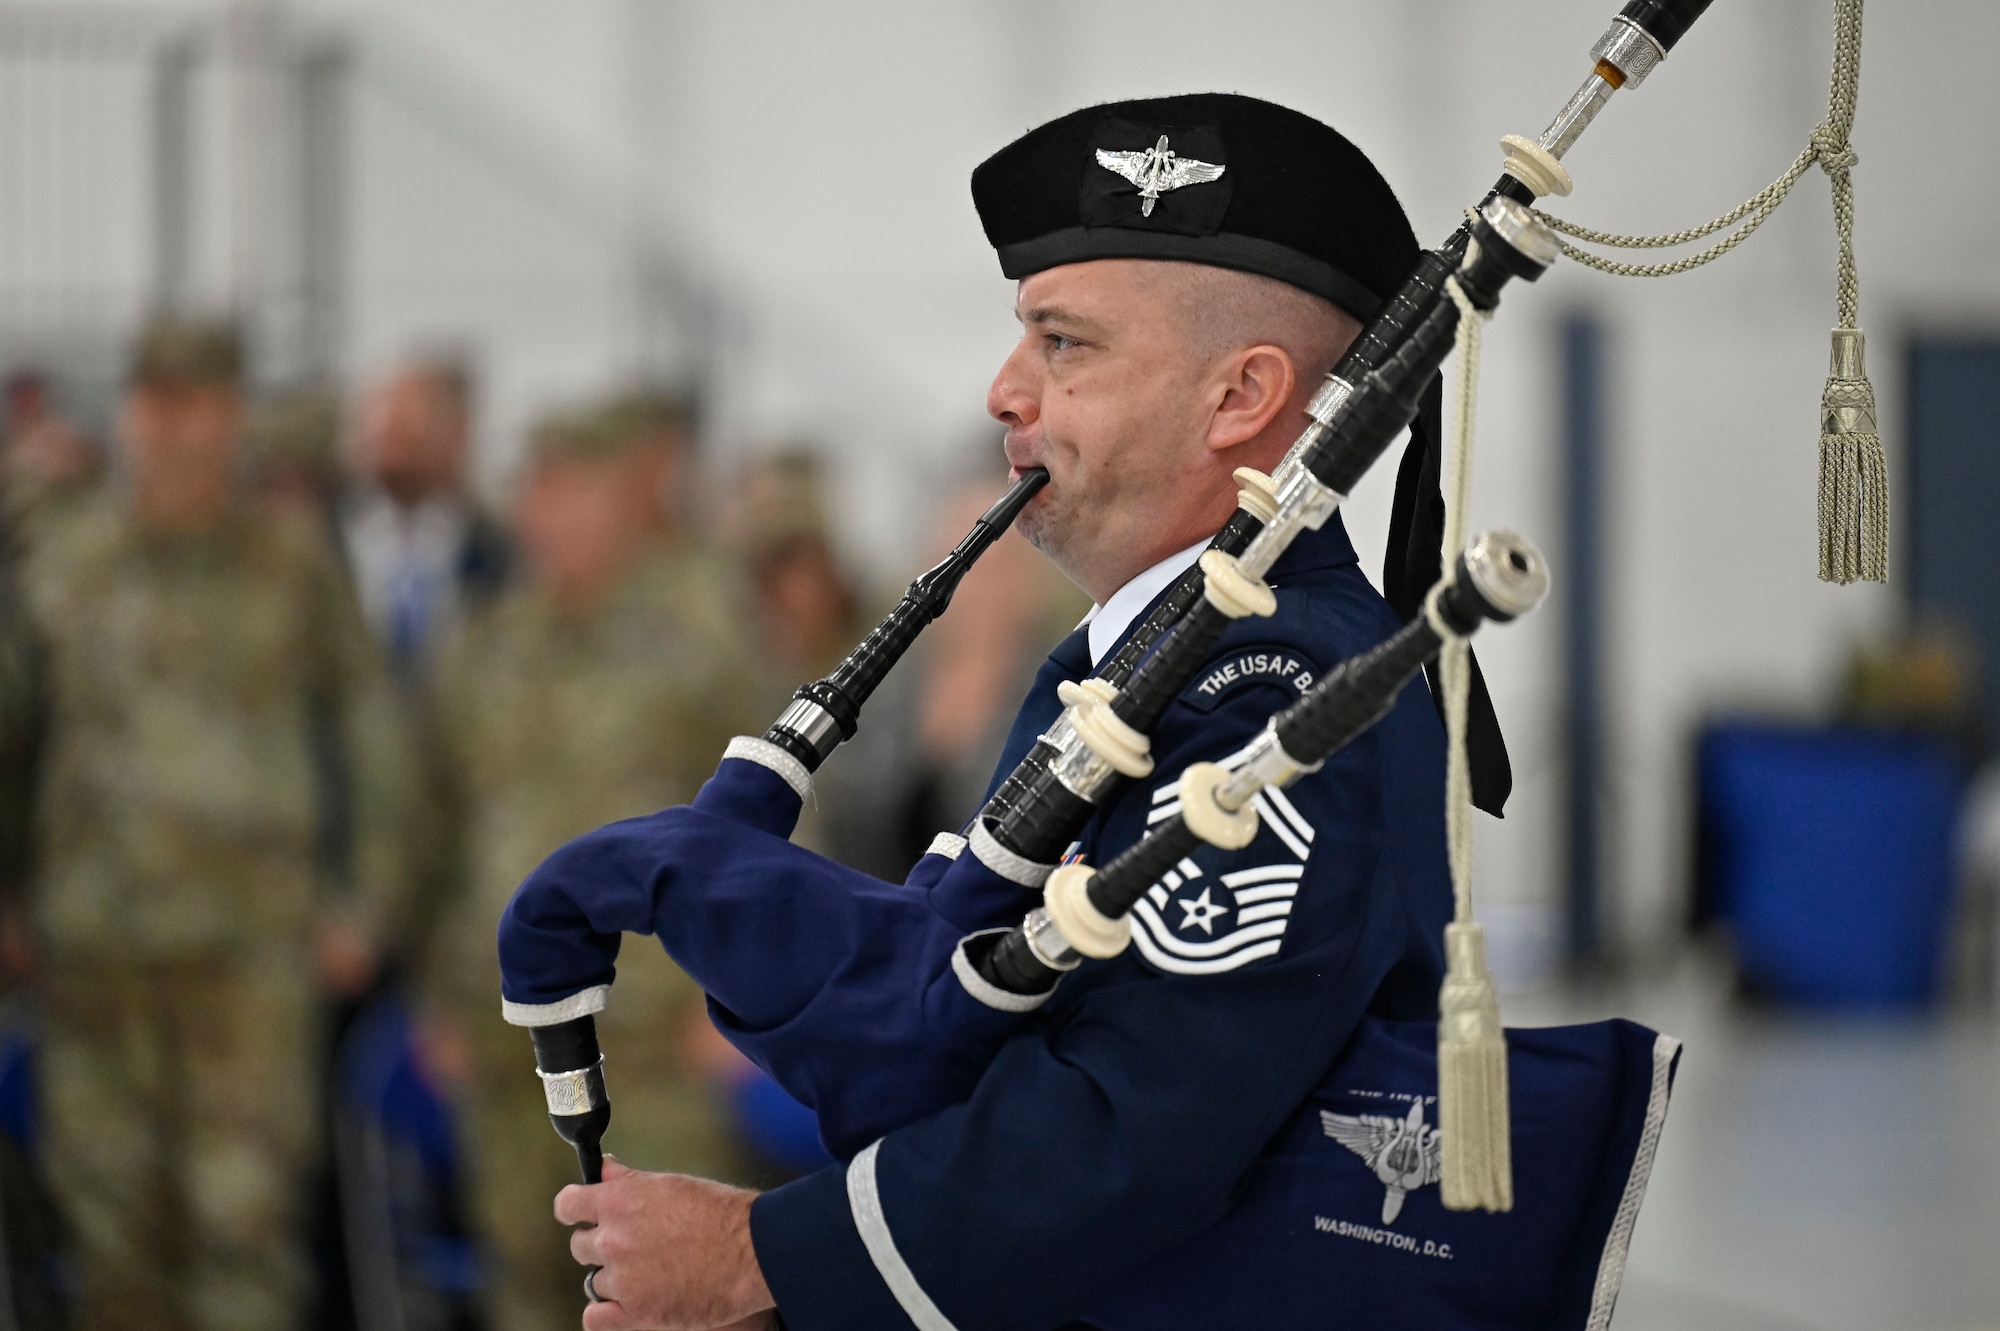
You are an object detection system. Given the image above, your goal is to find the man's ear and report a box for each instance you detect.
[1203,344,1298,454]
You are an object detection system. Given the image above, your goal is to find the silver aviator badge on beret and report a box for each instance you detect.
[1095,135,1225,216]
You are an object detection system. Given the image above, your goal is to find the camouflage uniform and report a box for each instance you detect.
[245,391,341,516]
[430,539,761,1331]
[0,492,420,1331]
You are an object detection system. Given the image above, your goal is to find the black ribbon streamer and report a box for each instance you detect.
[1381,373,1512,816]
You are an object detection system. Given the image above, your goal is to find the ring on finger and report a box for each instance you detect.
[584,1266,605,1304]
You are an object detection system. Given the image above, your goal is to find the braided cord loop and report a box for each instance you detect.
[1538,0,1884,583]
[1537,0,1867,301]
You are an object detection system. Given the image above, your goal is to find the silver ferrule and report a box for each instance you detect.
[773,697,842,759]
[1270,376,1353,490]
[1460,530,1551,621]
[1537,71,1616,158]
[1022,906,1082,972]
[1303,374,1355,430]
[1045,720,1120,802]
[536,1058,605,1116]
[1217,724,1321,811]
[1591,15,1665,88]
[1235,461,1345,581]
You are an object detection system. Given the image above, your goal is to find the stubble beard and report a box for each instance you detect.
[1015,490,1083,590]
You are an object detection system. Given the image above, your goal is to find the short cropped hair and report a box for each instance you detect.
[1141,262,1362,383]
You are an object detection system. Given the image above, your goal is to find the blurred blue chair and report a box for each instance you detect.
[332,993,484,1329]
[0,1017,73,1328]
[0,1025,35,1152]
[1698,723,1967,1008]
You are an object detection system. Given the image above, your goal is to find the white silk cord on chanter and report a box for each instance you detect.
[1532,0,1884,584]
[1432,277,1512,1215]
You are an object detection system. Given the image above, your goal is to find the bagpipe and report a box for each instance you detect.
[495,0,1896,1320]
[499,190,1562,1163]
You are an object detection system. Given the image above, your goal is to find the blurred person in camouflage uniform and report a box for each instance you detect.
[1,370,100,522]
[733,453,857,685]
[732,452,927,879]
[0,319,422,1331]
[1,371,102,583]
[245,388,342,540]
[424,400,759,1331]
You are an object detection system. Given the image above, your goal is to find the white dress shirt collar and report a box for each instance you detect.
[1080,536,1211,668]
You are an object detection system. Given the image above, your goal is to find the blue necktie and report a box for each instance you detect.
[979,625,1094,807]
[388,556,434,671]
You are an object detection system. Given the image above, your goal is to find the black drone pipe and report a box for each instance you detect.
[981,199,1556,869]
[998,0,1711,716]
[979,245,1465,836]
[975,531,1550,997]
[977,0,1717,854]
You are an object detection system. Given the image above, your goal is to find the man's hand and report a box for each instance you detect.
[557,1157,776,1331]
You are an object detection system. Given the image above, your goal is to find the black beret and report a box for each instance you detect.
[971,93,1418,321]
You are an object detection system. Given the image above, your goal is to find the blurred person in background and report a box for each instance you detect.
[245,388,343,540]
[598,386,698,542]
[735,452,856,683]
[341,357,511,683]
[2,369,100,534]
[0,317,423,1331]
[422,403,760,1331]
[734,451,925,879]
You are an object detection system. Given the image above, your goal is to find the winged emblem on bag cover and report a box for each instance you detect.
[1321,1098,1443,1225]
[1094,135,1226,216]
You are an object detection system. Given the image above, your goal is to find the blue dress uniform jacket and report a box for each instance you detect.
[747,514,1459,1330]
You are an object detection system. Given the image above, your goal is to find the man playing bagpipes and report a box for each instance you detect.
[502,90,1682,1330]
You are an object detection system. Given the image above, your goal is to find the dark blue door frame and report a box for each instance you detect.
[1562,314,1606,967]
[1907,336,2000,739]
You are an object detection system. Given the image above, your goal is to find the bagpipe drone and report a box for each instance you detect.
[499,0,1885,1321]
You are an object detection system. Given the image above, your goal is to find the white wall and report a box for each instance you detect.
[266,0,2000,959]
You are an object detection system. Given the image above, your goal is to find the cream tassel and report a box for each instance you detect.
[1812,0,1884,584]
[1435,279,1512,1212]
[1817,328,1888,584]
[1535,0,1883,584]
[1439,919,1513,1211]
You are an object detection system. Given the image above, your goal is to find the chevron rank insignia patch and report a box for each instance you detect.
[1127,745,1317,975]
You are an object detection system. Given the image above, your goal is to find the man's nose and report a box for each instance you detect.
[986,340,1039,427]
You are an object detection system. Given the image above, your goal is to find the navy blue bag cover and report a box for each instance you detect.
[1079,1016,1681,1331]
[503,762,1684,1329]
[498,757,1046,1158]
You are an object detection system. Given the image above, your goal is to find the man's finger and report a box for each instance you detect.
[554,1181,599,1226]
[570,1224,604,1268]
[601,1154,632,1179]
